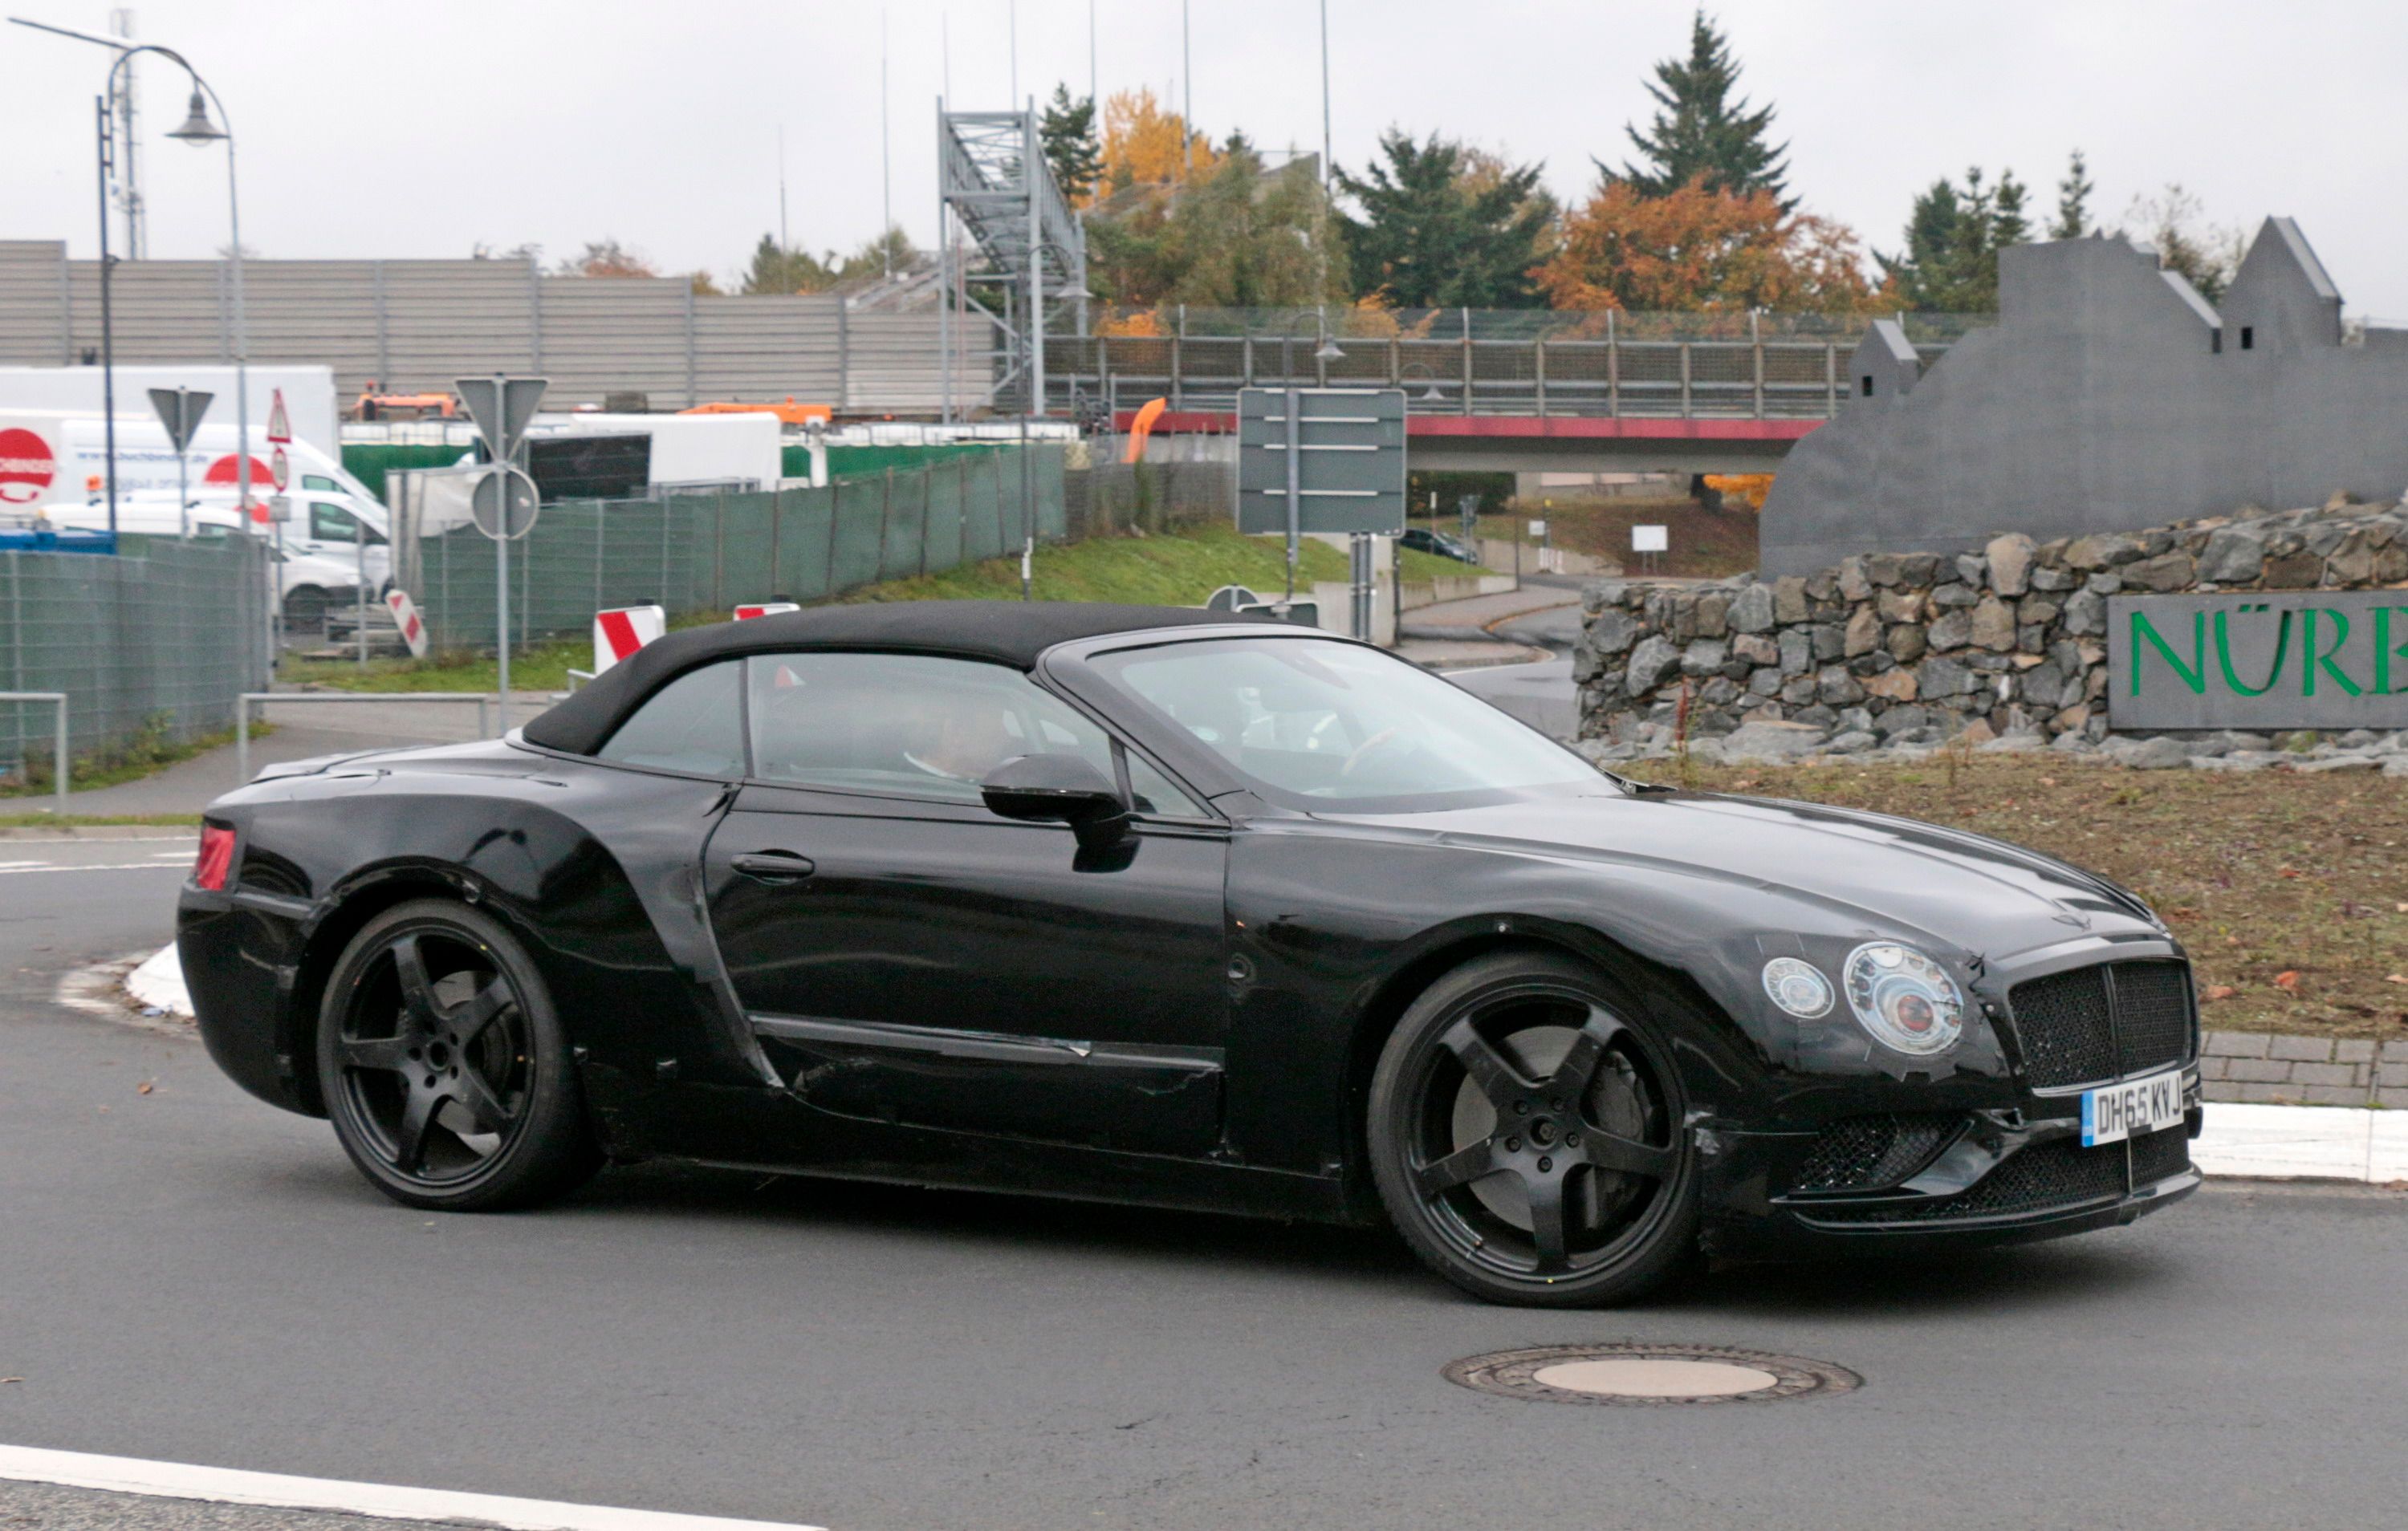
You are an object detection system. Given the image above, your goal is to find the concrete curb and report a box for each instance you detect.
[2200,1029,2408,1108]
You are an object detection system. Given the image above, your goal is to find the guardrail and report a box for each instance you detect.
[234,692,496,786]
[0,692,68,816]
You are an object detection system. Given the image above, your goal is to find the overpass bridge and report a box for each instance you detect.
[1049,308,1979,476]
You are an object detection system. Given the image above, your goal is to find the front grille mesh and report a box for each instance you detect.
[2008,961,2197,1090]
[1807,1135,2129,1224]
[2129,1125,2191,1186]
[2111,964,2194,1077]
[1792,1115,1960,1192]
[2008,966,2118,1087]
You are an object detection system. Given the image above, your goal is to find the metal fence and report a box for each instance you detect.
[0,533,273,783]
[404,447,1068,652]
[1051,307,1995,420]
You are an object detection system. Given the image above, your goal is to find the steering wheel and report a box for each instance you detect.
[1340,725,1404,778]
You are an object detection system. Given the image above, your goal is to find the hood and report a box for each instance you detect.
[1334,787,2162,962]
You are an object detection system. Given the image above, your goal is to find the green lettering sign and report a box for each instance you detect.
[2303,609,2364,698]
[2129,608,2207,696]
[2213,607,2292,696]
[2377,606,2408,696]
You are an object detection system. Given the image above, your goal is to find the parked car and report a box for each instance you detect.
[1397,526,1480,564]
[179,603,2200,1306]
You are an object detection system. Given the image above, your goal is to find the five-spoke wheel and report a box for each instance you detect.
[1369,950,1697,1306]
[318,900,600,1211]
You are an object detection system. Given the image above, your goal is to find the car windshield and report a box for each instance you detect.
[1088,636,1609,809]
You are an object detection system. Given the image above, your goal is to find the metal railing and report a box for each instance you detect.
[234,692,494,786]
[0,692,68,816]
[1047,308,1983,422]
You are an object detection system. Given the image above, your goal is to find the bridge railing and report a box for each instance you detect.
[1043,307,1987,421]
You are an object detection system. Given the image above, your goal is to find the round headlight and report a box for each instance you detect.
[1761,956,1835,1019]
[1842,942,1965,1055]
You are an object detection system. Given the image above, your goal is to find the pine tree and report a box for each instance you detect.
[1609,10,1790,206]
[1336,130,1555,308]
[1040,85,1102,205]
[740,234,835,295]
[1877,166,2030,311]
[2052,149,2094,239]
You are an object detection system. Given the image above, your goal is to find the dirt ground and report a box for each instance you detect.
[1613,752,2408,1041]
[1477,494,1761,578]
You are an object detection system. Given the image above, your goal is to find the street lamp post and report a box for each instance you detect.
[1020,238,1093,602]
[10,21,246,558]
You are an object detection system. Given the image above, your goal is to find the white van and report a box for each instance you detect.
[46,487,392,631]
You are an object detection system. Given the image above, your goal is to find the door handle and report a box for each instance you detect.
[731,851,816,884]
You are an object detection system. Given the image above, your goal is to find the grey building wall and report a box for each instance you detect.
[0,242,991,414]
[1759,220,2408,575]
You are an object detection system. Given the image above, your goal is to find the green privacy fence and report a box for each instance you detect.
[413,445,1067,652]
[1,534,274,780]
[788,442,1017,480]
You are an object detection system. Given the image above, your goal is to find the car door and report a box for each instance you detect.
[702,650,1234,1158]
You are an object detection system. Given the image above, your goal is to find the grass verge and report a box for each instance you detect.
[1613,752,2408,1041]
[1,719,260,798]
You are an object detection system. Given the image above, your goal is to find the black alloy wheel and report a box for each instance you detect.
[283,587,329,635]
[1369,950,1698,1306]
[317,899,601,1211]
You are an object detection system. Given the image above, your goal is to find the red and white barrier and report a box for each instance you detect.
[383,589,429,658]
[592,604,666,674]
[733,602,800,621]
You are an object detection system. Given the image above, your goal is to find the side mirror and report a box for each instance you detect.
[980,752,1131,852]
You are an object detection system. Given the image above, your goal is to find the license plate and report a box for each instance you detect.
[2080,1069,2185,1147]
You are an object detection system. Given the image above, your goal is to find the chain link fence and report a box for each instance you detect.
[0,533,274,785]
[404,445,1069,652]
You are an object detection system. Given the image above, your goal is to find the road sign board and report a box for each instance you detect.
[1631,525,1669,553]
[455,376,548,465]
[147,388,214,453]
[269,446,289,492]
[470,465,541,540]
[1235,388,1407,537]
[264,388,292,445]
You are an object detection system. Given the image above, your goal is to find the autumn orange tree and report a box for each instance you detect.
[1533,177,1876,315]
[1096,87,1218,201]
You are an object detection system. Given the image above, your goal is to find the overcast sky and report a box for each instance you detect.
[10,0,2408,315]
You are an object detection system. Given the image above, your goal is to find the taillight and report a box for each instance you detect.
[193,824,236,891]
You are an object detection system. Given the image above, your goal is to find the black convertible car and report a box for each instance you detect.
[181,603,2201,1306]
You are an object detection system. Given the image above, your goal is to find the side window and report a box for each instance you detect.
[746,651,1204,816]
[597,661,745,776]
[309,502,355,542]
[302,474,340,492]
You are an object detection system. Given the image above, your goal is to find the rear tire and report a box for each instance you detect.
[1368,950,1699,1306]
[316,899,602,1212]
[283,586,329,635]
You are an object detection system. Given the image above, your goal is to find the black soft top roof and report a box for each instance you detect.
[520,600,1282,756]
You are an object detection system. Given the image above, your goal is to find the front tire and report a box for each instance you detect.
[316,899,601,1212]
[283,586,329,634]
[1368,950,1699,1306]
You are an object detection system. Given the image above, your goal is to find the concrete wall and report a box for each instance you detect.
[1760,220,2408,575]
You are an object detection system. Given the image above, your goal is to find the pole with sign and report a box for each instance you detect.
[146,388,213,540]
[456,375,548,730]
[1235,387,1408,619]
[266,388,293,656]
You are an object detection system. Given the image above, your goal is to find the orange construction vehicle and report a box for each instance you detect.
[679,397,832,426]
[352,383,458,422]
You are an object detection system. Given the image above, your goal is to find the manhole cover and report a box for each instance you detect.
[1443,1342,1861,1406]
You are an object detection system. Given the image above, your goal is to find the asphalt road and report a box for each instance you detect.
[1450,656,1577,740]
[5,851,2406,1530]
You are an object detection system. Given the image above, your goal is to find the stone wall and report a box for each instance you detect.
[1575,497,2408,758]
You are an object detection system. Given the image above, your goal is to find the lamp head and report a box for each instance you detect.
[166,88,226,145]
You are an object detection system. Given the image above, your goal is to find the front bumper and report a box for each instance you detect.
[1698,1094,2203,1259]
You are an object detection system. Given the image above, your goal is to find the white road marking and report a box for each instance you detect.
[0,862,189,875]
[0,1444,824,1531]
[150,850,196,859]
